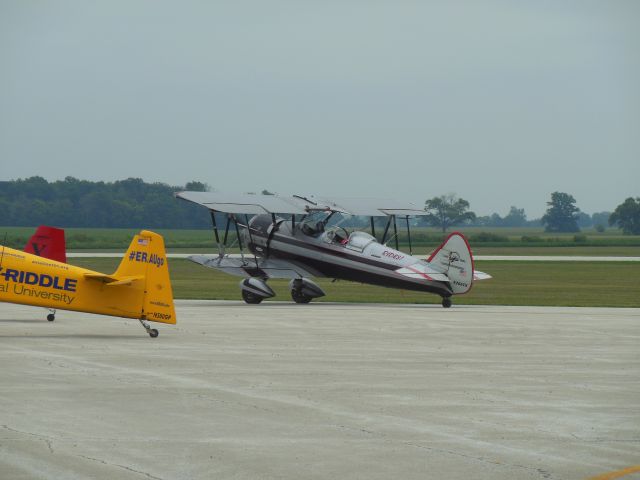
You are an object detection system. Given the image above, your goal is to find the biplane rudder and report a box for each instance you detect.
[24,226,67,263]
[427,232,474,294]
[114,230,176,324]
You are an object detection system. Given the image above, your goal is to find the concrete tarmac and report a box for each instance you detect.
[1,301,639,480]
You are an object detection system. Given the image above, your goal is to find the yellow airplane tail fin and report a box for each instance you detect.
[114,230,176,325]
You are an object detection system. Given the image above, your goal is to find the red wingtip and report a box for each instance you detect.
[24,226,67,263]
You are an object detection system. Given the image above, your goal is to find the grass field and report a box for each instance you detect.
[2,227,219,250]
[471,246,640,256]
[3,226,640,256]
[69,258,640,308]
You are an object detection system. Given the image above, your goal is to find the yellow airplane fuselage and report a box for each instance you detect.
[0,230,175,324]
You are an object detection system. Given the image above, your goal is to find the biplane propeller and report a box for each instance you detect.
[175,192,490,307]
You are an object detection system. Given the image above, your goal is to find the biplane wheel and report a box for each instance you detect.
[149,329,159,338]
[442,297,452,308]
[242,290,264,304]
[291,290,313,304]
[47,313,55,322]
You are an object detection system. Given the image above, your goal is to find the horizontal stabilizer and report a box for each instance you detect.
[84,273,143,286]
[395,263,449,282]
[473,270,492,280]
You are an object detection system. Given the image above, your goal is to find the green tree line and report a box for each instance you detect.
[2,178,635,234]
[0,177,211,228]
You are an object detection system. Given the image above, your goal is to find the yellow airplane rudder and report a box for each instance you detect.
[115,230,176,325]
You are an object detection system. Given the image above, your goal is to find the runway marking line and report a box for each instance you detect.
[586,465,640,480]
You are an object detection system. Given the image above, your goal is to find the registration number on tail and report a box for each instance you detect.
[129,251,165,267]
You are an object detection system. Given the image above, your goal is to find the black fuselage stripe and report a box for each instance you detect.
[266,233,398,270]
[270,248,448,294]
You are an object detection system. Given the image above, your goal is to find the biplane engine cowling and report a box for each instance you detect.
[240,277,276,299]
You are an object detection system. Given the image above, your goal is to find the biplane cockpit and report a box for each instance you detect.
[343,231,376,252]
[322,226,349,245]
[322,227,376,252]
[300,211,331,237]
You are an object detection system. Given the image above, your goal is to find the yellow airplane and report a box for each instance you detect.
[0,230,176,337]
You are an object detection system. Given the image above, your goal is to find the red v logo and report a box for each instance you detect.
[31,242,43,256]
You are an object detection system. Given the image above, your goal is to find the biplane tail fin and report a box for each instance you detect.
[112,231,176,324]
[427,232,476,294]
[24,226,67,263]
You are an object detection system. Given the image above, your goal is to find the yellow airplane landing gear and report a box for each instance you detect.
[139,319,159,338]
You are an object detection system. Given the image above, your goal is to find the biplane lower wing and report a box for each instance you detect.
[188,255,318,279]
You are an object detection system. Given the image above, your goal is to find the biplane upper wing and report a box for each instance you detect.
[307,196,427,217]
[175,191,426,217]
[175,191,309,214]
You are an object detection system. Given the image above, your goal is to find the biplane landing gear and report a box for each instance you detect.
[289,278,325,304]
[242,290,264,304]
[240,278,275,304]
[442,297,452,308]
[47,310,56,322]
[139,319,159,338]
[291,289,312,304]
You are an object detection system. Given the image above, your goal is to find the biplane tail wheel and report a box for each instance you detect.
[47,313,55,322]
[242,290,264,304]
[442,297,452,308]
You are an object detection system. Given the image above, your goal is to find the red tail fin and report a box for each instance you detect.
[24,226,67,263]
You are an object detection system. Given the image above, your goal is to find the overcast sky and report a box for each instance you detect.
[1,1,638,217]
